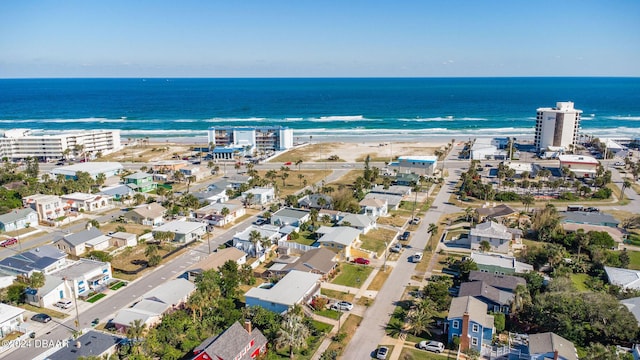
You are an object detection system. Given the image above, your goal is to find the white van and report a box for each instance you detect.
[55,299,73,309]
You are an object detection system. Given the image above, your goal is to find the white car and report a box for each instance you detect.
[55,299,73,309]
[331,301,354,311]
[376,346,389,359]
[418,340,445,353]
[413,252,423,262]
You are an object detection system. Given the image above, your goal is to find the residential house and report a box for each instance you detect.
[180,165,204,181]
[108,232,138,248]
[621,296,640,326]
[194,201,245,227]
[297,193,333,210]
[54,227,111,256]
[49,258,113,297]
[560,211,620,228]
[467,271,526,293]
[394,172,421,186]
[469,221,522,254]
[23,194,66,222]
[50,162,123,180]
[186,247,247,282]
[61,192,112,213]
[447,296,494,353]
[226,174,253,190]
[318,209,340,222]
[605,266,640,290]
[363,192,402,211]
[0,208,38,232]
[233,225,282,257]
[245,270,321,314]
[395,155,438,176]
[338,213,376,234]
[458,281,514,314]
[558,154,599,178]
[0,303,25,338]
[151,160,189,173]
[370,184,412,196]
[470,252,533,275]
[46,331,124,360]
[316,226,361,258]
[192,321,268,360]
[153,220,207,244]
[527,332,578,360]
[193,188,229,204]
[241,187,275,206]
[25,276,66,308]
[271,207,310,227]
[268,247,336,279]
[0,245,68,277]
[475,204,517,223]
[562,223,625,244]
[124,202,166,226]
[359,198,388,217]
[112,278,195,332]
[123,172,157,193]
[99,184,135,201]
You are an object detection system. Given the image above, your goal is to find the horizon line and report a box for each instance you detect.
[1,75,640,80]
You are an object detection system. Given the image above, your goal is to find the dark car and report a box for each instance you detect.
[353,257,370,265]
[399,231,410,241]
[31,313,52,323]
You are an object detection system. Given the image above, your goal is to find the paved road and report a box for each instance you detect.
[341,145,465,359]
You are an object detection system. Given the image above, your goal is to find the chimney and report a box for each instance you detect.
[460,312,470,351]
[553,350,559,360]
[244,320,252,334]
[76,340,82,348]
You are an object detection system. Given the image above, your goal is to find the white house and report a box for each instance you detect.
[0,208,38,232]
[49,258,113,298]
[23,194,66,222]
[338,213,377,234]
[241,187,275,206]
[558,154,599,178]
[0,303,25,338]
[193,188,229,204]
[107,232,138,248]
[316,226,361,258]
[469,222,522,254]
[233,225,282,257]
[271,207,311,227]
[54,227,111,256]
[244,270,321,314]
[359,198,388,217]
[395,155,438,175]
[604,266,640,290]
[124,202,166,226]
[193,201,245,227]
[25,276,66,308]
[153,220,207,244]
[60,192,113,213]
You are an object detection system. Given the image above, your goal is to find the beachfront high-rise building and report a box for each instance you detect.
[207,126,293,151]
[0,129,121,162]
[534,102,582,153]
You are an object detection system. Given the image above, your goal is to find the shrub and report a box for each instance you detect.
[494,191,520,201]
[558,192,579,201]
[591,187,612,199]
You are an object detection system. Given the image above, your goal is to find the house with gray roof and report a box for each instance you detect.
[50,258,113,297]
[470,252,533,275]
[560,211,620,228]
[186,247,247,282]
[605,266,640,290]
[194,201,245,227]
[527,332,578,360]
[621,296,640,326]
[475,204,517,222]
[153,220,206,244]
[269,247,337,279]
[370,184,412,196]
[245,270,321,314]
[0,245,68,276]
[469,221,522,254]
[192,321,267,360]
[193,188,229,204]
[233,225,282,257]
[447,296,494,353]
[271,207,310,227]
[297,193,333,210]
[99,184,135,201]
[338,213,376,234]
[0,208,38,232]
[25,275,66,308]
[50,162,123,180]
[359,198,388,217]
[54,227,110,256]
[467,271,526,292]
[316,226,361,258]
[363,192,403,211]
[46,330,124,360]
[458,281,514,314]
[124,202,166,226]
[0,303,25,337]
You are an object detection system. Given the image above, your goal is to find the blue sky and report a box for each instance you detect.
[1,1,639,77]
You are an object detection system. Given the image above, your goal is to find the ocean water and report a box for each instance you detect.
[0,77,639,140]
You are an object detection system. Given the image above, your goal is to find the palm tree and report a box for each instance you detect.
[427,223,438,241]
[295,159,303,171]
[510,284,530,318]
[621,179,632,201]
[244,193,255,208]
[186,291,206,321]
[575,229,589,257]
[276,309,310,359]
[464,207,474,222]
[126,318,147,354]
[249,230,262,256]
[521,193,535,212]
[220,206,230,218]
[479,240,491,252]
[406,299,436,336]
[297,173,305,187]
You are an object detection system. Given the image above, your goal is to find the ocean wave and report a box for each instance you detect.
[205,117,266,123]
[400,117,488,122]
[174,119,198,123]
[603,115,640,121]
[310,115,368,122]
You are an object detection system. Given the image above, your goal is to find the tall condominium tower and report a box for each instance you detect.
[534,101,582,152]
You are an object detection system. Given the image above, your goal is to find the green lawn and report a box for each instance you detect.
[109,281,127,290]
[321,288,356,302]
[315,309,341,320]
[570,273,590,292]
[86,293,107,303]
[360,228,397,256]
[627,250,640,270]
[400,347,457,360]
[332,263,373,288]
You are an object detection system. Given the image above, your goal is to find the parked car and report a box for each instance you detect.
[0,238,18,247]
[376,346,389,359]
[284,161,292,166]
[55,299,73,309]
[353,257,370,265]
[253,218,268,226]
[413,252,423,262]
[31,313,52,323]
[418,340,445,353]
[585,207,600,212]
[399,231,410,241]
[409,217,421,225]
[614,161,625,166]
[331,301,354,311]
[390,243,402,253]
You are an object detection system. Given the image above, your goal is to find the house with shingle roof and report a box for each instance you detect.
[124,202,166,226]
[0,245,68,277]
[527,332,578,360]
[245,270,321,314]
[123,172,157,193]
[560,211,620,228]
[363,192,402,211]
[338,213,376,234]
[186,247,247,282]
[153,220,206,244]
[194,201,245,227]
[458,281,515,314]
[467,271,526,292]
[316,226,361,258]
[359,198,388,217]
[297,193,333,210]
[621,296,640,326]
[475,204,517,222]
[0,208,38,232]
[447,296,494,353]
[470,252,533,275]
[268,247,337,279]
[54,227,110,256]
[192,321,267,360]
[46,330,124,360]
[271,207,310,227]
[469,221,522,254]
[605,266,640,290]
[61,192,113,212]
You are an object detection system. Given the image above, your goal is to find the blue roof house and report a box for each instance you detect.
[447,296,494,353]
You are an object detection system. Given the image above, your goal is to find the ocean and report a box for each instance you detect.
[0,77,639,141]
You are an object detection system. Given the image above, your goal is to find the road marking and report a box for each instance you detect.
[161,277,166,280]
